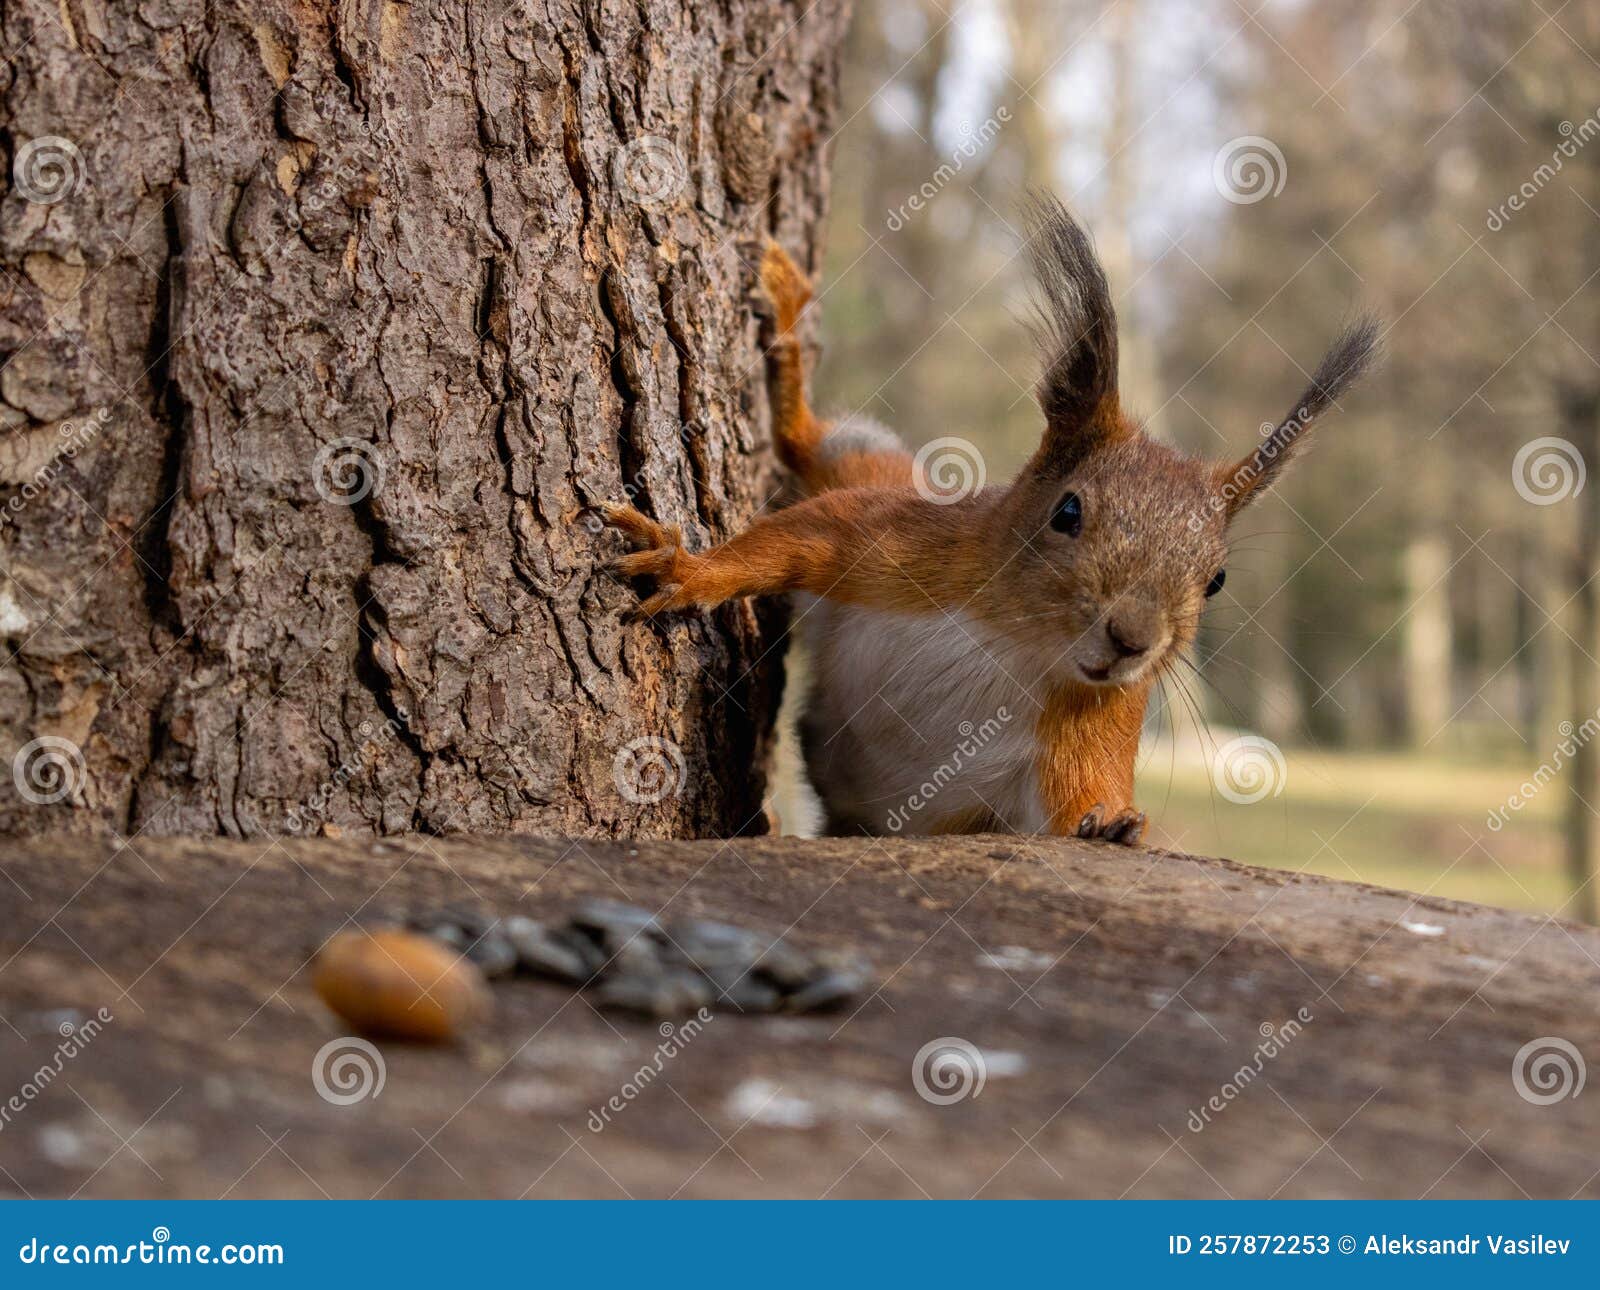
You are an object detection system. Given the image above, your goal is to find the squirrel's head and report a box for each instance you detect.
[992,195,1382,691]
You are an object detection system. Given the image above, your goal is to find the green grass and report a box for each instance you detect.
[1137,741,1578,915]
[771,642,1580,916]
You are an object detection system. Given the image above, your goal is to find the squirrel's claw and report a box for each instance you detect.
[1102,809,1148,846]
[596,502,680,550]
[625,585,695,620]
[608,548,678,579]
[596,502,699,619]
[1076,804,1147,847]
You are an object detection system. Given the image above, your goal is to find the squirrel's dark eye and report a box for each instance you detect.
[1205,569,1226,598]
[1050,491,1083,537]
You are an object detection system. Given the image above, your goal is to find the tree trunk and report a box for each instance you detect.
[0,0,851,840]
[1562,393,1600,924]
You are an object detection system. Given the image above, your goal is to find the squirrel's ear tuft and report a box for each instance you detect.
[1218,314,1384,519]
[1024,193,1122,470]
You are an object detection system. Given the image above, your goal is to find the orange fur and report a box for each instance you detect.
[1035,681,1146,832]
[760,243,914,492]
[806,449,916,492]
[759,242,828,481]
[604,488,991,617]
[601,210,1378,843]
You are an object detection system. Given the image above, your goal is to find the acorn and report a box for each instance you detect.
[313,927,490,1042]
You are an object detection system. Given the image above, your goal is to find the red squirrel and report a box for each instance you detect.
[601,196,1380,843]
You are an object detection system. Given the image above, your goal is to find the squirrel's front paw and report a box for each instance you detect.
[1075,803,1147,847]
[596,502,700,618]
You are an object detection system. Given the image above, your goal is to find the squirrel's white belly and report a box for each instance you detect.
[796,598,1047,836]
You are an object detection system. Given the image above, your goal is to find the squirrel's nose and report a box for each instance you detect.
[1107,616,1155,659]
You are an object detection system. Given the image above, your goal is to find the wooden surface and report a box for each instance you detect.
[0,832,1596,1198]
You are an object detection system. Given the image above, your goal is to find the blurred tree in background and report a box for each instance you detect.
[812,0,1600,918]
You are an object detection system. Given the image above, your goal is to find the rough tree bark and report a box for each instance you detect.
[0,0,850,839]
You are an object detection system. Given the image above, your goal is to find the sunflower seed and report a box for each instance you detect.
[505,918,592,984]
[786,969,866,1013]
